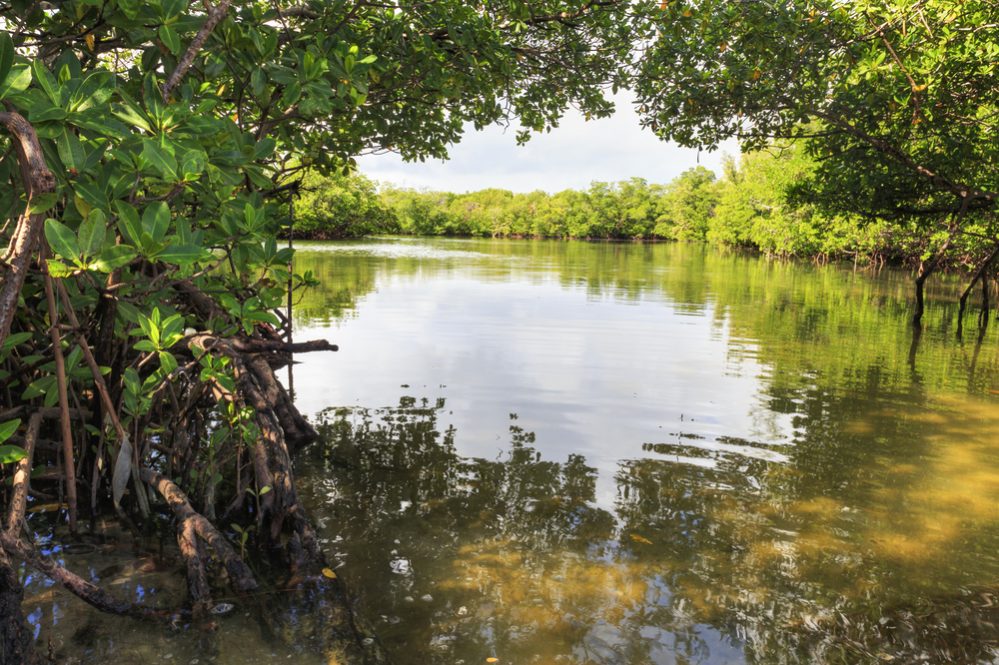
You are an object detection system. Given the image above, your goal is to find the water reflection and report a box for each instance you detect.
[290,239,999,663]
[300,399,998,665]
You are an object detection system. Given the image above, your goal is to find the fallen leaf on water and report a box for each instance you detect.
[321,567,338,580]
[629,533,653,545]
[486,659,499,663]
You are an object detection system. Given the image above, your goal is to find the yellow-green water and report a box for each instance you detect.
[26,238,999,664]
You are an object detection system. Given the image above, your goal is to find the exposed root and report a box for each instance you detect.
[0,532,186,624]
[140,468,258,595]
[5,413,41,536]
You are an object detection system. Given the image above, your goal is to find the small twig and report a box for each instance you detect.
[55,280,129,442]
[0,111,57,348]
[161,0,233,101]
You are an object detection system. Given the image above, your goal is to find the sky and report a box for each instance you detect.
[356,94,741,193]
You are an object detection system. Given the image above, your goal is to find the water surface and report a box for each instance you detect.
[24,238,999,664]
[290,238,999,664]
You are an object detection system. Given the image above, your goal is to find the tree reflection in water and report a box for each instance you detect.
[299,398,997,665]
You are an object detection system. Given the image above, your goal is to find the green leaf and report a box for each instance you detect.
[29,105,68,123]
[156,244,204,265]
[79,209,107,257]
[0,419,19,444]
[113,100,153,133]
[250,68,267,97]
[141,137,178,181]
[91,244,137,272]
[115,201,143,245]
[0,34,12,88]
[253,137,276,160]
[158,350,178,373]
[29,193,58,214]
[22,375,55,400]
[73,180,109,210]
[1,333,32,352]
[55,126,86,171]
[161,0,188,20]
[142,201,171,242]
[0,64,31,101]
[158,25,182,55]
[46,260,76,278]
[31,60,61,105]
[0,445,27,465]
[44,218,80,261]
[179,150,206,179]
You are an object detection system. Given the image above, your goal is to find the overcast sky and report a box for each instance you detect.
[356,94,741,193]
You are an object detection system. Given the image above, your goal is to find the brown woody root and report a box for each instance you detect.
[0,548,34,665]
[0,532,186,624]
[6,413,41,537]
[187,334,315,552]
[185,333,387,662]
[140,467,258,595]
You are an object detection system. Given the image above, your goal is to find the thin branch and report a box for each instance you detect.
[0,111,56,348]
[161,0,233,101]
[43,267,79,533]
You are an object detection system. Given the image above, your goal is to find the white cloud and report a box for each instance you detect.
[357,94,740,193]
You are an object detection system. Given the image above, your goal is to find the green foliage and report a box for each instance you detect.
[0,418,26,464]
[0,0,638,433]
[291,171,395,239]
[368,143,992,267]
[654,167,719,241]
[380,179,679,240]
[632,0,999,237]
[0,0,656,542]
[364,150,899,263]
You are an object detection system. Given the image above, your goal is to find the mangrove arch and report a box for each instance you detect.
[1,0,998,662]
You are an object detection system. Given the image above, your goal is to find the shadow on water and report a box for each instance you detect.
[299,397,998,665]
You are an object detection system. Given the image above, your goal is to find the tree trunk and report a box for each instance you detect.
[913,268,929,328]
[957,242,999,337]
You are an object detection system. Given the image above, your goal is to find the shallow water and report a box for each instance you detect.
[26,238,999,664]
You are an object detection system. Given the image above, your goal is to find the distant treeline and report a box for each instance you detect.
[287,144,946,264]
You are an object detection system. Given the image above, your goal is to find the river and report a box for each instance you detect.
[25,237,999,664]
[291,238,999,664]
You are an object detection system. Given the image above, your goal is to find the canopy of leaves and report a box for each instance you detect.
[632,0,999,223]
[0,0,638,421]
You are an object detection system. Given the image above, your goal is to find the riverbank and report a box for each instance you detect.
[287,167,996,280]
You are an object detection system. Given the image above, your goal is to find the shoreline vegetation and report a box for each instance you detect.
[287,144,993,279]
